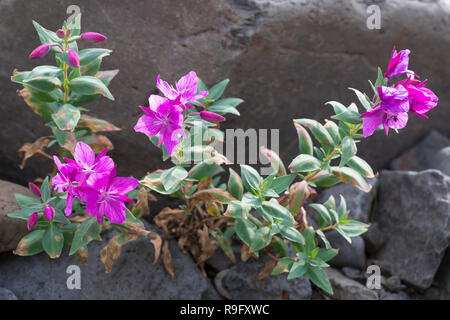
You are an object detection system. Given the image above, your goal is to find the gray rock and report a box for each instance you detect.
[434,147,450,177]
[0,288,18,300]
[382,275,404,292]
[206,243,241,272]
[321,231,366,270]
[0,222,220,299]
[315,178,378,223]
[324,268,378,300]
[0,180,37,253]
[390,131,450,172]
[1,0,450,185]
[375,169,450,289]
[222,255,312,300]
[341,267,363,280]
[431,248,450,300]
[379,289,410,300]
[362,222,385,256]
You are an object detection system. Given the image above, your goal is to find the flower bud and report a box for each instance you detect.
[68,49,80,68]
[28,182,42,197]
[29,44,51,59]
[56,29,66,39]
[66,29,72,37]
[200,111,226,123]
[27,212,38,230]
[43,205,55,221]
[81,32,107,43]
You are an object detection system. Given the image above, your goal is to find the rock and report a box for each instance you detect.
[206,243,241,272]
[1,1,450,184]
[0,288,18,300]
[324,268,378,300]
[374,169,450,289]
[434,147,450,177]
[314,178,378,223]
[0,222,220,299]
[221,255,312,300]
[390,131,450,172]
[362,222,385,256]
[379,289,409,300]
[382,275,404,292]
[431,248,450,299]
[320,231,366,270]
[341,267,363,280]
[0,180,37,253]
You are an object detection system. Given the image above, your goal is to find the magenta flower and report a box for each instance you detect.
[156,71,208,108]
[377,85,410,113]
[68,49,80,68]
[396,77,438,119]
[28,182,42,197]
[385,48,413,79]
[81,32,107,43]
[359,106,408,138]
[56,29,66,39]
[65,142,114,180]
[29,44,51,60]
[52,156,80,216]
[43,205,55,221]
[81,169,138,224]
[199,111,226,123]
[134,99,185,155]
[27,212,38,231]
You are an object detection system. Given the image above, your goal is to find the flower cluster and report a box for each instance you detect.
[134,71,228,155]
[360,48,438,138]
[25,185,56,230]
[52,142,138,224]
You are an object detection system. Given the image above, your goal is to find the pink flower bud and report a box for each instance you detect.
[28,182,42,197]
[68,49,80,68]
[27,212,38,230]
[200,111,226,123]
[43,205,55,221]
[56,29,66,39]
[66,29,72,37]
[29,44,51,59]
[81,32,107,43]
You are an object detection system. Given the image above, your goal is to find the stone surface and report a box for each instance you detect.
[434,147,450,177]
[0,180,37,253]
[321,231,366,270]
[221,255,312,300]
[390,131,450,172]
[1,0,450,185]
[0,222,220,299]
[431,248,450,300]
[379,289,409,300]
[315,178,378,223]
[206,243,241,272]
[374,169,450,289]
[0,288,18,300]
[341,267,363,280]
[362,222,385,256]
[324,268,378,300]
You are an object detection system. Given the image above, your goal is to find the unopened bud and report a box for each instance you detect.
[200,111,226,123]
[29,44,51,59]
[81,32,107,43]
[68,49,80,68]
[43,205,55,221]
[56,29,66,39]
[27,212,38,230]
[28,182,42,197]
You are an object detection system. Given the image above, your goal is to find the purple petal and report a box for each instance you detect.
[74,142,95,168]
[360,106,386,138]
[110,177,139,195]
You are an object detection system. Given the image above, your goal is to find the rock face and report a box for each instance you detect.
[431,248,450,300]
[321,231,366,270]
[1,0,450,184]
[390,131,450,172]
[434,147,450,177]
[324,268,378,300]
[0,223,220,299]
[0,288,18,300]
[374,169,450,289]
[0,180,36,253]
[221,256,312,300]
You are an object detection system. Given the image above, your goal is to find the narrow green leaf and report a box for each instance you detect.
[288,154,322,173]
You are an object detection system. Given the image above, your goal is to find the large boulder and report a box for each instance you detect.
[433,147,450,177]
[0,180,36,253]
[1,0,450,184]
[374,169,450,289]
[0,222,220,299]
[324,268,378,300]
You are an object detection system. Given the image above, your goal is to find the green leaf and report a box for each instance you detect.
[331,166,372,192]
[28,65,63,79]
[294,119,334,146]
[271,174,295,194]
[309,203,332,228]
[338,220,369,237]
[331,110,362,125]
[324,120,341,146]
[78,48,112,66]
[240,165,263,193]
[317,248,338,262]
[294,122,314,156]
[260,146,287,176]
[272,257,295,275]
[347,156,375,178]
[279,225,305,245]
[32,20,62,48]
[51,104,81,131]
[161,166,188,191]
[42,224,64,258]
[271,236,289,258]
[261,201,294,224]
[69,217,100,255]
[374,67,384,88]
[188,158,221,181]
[326,101,347,115]
[339,136,357,167]
[349,88,371,111]
[69,76,114,100]
[228,168,244,200]
[309,171,340,188]
[235,219,256,247]
[40,177,50,202]
[14,193,42,210]
[316,229,331,249]
[288,260,308,279]
[24,77,62,92]
[337,195,348,220]
[302,227,316,256]
[13,229,45,256]
[250,226,272,254]
[306,266,333,294]
[288,154,322,173]
[208,79,229,100]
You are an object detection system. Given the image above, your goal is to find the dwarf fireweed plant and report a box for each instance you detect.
[8,12,438,296]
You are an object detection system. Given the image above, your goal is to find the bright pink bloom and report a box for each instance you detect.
[134,99,185,155]
[29,44,51,59]
[377,85,410,113]
[81,168,138,224]
[200,111,226,123]
[52,156,80,216]
[385,48,413,79]
[81,32,107,43]
[396,77,438,119]
[65,142,114,180]
[28,182,41,197]
[56,29,66,39]
[68,49,80,68]
[27,212,38,231]
[156,71,208,108]
[43,205,55,221]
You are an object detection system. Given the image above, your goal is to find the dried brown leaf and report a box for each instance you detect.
[75,247,88,265]
[162,240,175,278]
[257,260,276,280]
[100,234,138,273]
[132,188,150,217]
[149,231,162,264]
[17,136,53,169]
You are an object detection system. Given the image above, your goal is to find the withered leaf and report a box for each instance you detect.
[17,136,53,169]
[162,240,175,279]
[149,231,162,265]
[78,115,121,133]
[100,233,138,273]
[257,260,277,280]
[75,247,88,265]
[83,134,114,153]
[132,188,150,217]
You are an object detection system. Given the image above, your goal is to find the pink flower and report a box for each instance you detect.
[396,77,438,119]
[28,182,42,197]
[377,85,410,113]
[66,142,114,179]
[43,205,55,221]
[81,168,138,224]
[29,44,51,59]
[134,99,185,155]
[199,111,226,123]
[385,48,413,79]
[52,156,80,216]
[81,32,107,43]
[27,212,38,231]
[156,71,208,108]
[56,29,66,39]
[68,49,80,68]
